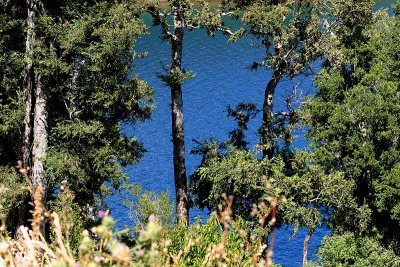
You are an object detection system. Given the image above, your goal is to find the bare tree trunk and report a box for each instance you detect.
[170,5,189,224]
[261,70,282,159]
[22,0,47,237]
[302,230,313,267]
[23,0,39,168]
[31,76,47,191]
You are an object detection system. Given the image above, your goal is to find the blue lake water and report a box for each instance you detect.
[107,2,396,266]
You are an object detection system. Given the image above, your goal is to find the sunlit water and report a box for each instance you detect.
[107,2,396,266]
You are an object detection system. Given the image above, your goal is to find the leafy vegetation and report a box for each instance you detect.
[0,0,399,266]
[302,0,400,251]
[0,187,282,266]
[0,0,154,233]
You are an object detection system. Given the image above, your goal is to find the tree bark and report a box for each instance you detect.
[170,5,189,223]
[22,0,47,237]
[262,70,282,159]
[260,0,283,161]
[302,230,313,267]
[31,75,47,191]
[23,0,39,168]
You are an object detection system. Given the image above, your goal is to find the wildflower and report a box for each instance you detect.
[137,249,145,256]
[102,216,115,228]
[148,214,156,222]
[96,225,107,237]
[98,210,106,218]
[80,236,93,254]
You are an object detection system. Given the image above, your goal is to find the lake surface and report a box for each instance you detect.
[108,2,396,266]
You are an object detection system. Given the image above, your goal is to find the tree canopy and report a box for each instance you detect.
[0,0,153,229]
[302,0,400,249]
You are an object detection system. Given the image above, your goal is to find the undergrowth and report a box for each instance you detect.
[0,185,281,267]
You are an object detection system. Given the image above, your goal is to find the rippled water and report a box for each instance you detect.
[108,2,396,266]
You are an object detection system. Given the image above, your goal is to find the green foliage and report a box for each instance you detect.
[1,1,399,265]
[0,167,28,234]
[122,183,175,231]
[50,186,86,256]
[0,198,283,266]
[222,0,331,158]
[301,2,400,249]
[374,164,400,223]
[0,90,24,136]
[317,233,400,267]
[40,2,154,203]
[146,0,229,36]
[395,2,400,16]
[165,214,261,267]
[158,68,196,88]
[0,0,154,216]
[239,0,326,76]
[185,0,230,36]
[190,146,364,239]
[190,148,284,217]
[226,102,259,149]
[278,151,364,235]
[0,1,25,166]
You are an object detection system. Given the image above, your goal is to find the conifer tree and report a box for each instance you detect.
[0,0,153,231]
[302,0,400,252]
[235,0,327,158]
[144,0,229,223]
[189,1,398,263]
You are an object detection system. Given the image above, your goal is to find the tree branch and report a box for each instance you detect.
[217,27,233,35]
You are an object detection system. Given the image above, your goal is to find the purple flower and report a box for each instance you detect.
[137,249,145,255]
[50,258,56,263]
[148,214,156,222]
[98,210,106,218]
[75,263,81,267]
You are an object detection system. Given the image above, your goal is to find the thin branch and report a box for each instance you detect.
[221,11,235,16]
[216,27,233,35]
[274,111,289,117]
[186,24,200,30]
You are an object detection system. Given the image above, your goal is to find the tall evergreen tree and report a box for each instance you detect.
[144,0,229,223]
[0,0,153,231]
[302,0,400,251]
[190,1,398,263]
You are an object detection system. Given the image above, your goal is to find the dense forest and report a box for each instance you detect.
[0,0,399,266]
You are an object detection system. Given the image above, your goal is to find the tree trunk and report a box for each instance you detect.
[259,0,283,160]
[22,0,47,237]
[302,230,313,267]
[170,7,189,223]
[31,75,47,191]
[261,70,282,159]
[23,0,39,168]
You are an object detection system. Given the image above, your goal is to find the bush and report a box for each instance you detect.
[0,166,29,234]
[122,183,175,231]
[317,232,400,267]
